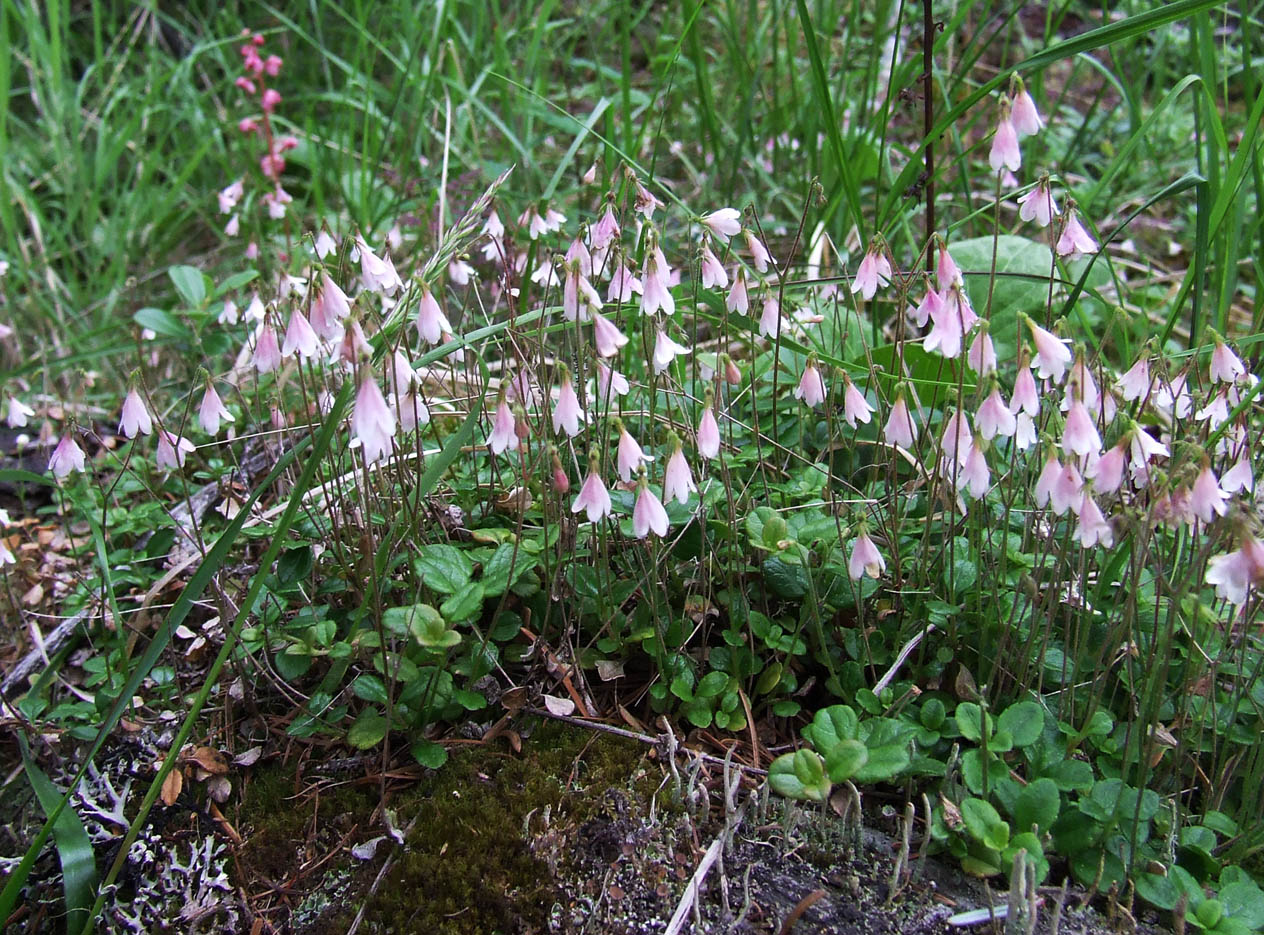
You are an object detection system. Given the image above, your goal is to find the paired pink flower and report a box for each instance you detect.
[416,285,452,345]
[652,330,691,374]
[842,376,873,428]
[1025,317,1072,384]
[848,529,886,581]
[793,360,827,408]
[1055,205,1097,258]
[1061,400,1101,459]
[48,433,87,478]
[199,384,235,435]
[1210,337,1247,384]
[1085,442,1126,495]
[572,462,613,523]
[966,327,997,377]
[616,421,654,482]
[989,98,1021,172]
[281,309,320,359]
[743,230,772,273]
[697,406,721,459]
[592,311,628,358]
[1010,81,1044,137]
[253,323,282,373]
[595,361,630,400]
[1018,179,1058,227]
[1206,535,1264,607]
[700,243,728,290]
[662,442,697,506]
[488,397,518,455]
[607,265,642,303]
[976,388,1016,440]
[355,236,403,294]
[633,474,669,539]
[6,397,34,429]
[1074,493,1113,548]
[156,430,195,470]
[758,297,783,338]
[352,374,397,466]
[883,394,917,449]
[119,389,153,439]
[551,369,585,437]
[726,268,749,314]
[850,244,892,300]
[1190,465,1230,524]
[701,208,742,242]
[640,242,676,317]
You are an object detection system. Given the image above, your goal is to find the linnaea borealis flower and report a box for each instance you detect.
[199,382,235,435]
[1009,77,1044,137]
[1061,400,1102,459]
[966,325,997,377]
[743,229,772,273]
[592,311,628,358]
[989,96,1021,172]
[339,319,373,365]
[652,329,690,375]
[48,432,87,478]
[615,418,654,483]
[416,284,452,346]
[218,179,244,215]
[640,241,676,318]
[1190,463,1230,524]
[1055,202,1097,258]
[6,396,35,429]
[590,201,620,251]
[976,386,1016,440]
[662,439,697,506]
[632,472,669,539]
[1116,355,1151,402]
[1018,178,1059,228]
[883,392,917,449]
[701,208,741,242]
[1206,533,1264,607]
[842,375,873,428]
[355,236,403,294]
[850,242,892,301]
[253,322,282,373]
[595,361,630,400]
[848,528,886,581]
[697,399,721,460]
[314,230,338,258]
[956,437,991,499]
[1209,333,1247,385]
[936,237,963,289]
[758,296,783,338]
[630,172,664,219]
[551,367,584,438]
[1074,492,1113,548]
[488,395,517,455]
[281,309,320,359]
[572,456,613,523]
[352,373,396,466]
[156,430,195,470]
[726,268,749,314]
[793,358,827,408]
[1024,316,1072,384]
[1085,441,1126,495]
[700,242,728,290]
[119,387,153,439]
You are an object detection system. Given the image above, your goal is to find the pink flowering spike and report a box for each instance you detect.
[6,396,35,429]
[572,468,613,523]
[48,433,87,478]
[352,374,397,466]
[758,297,783,338]
[652,330,691,375]
[700,243,728,290]
[118,388,153,439]
[976,388,1016,440]
[936,240,963,290]
[1086,442,1126,495]
[848,530,886,581]
[488,398,517,455]
[1210,337,1247,385]
[1056,205,1097,258]
[281,309,320,359]
[253,324,282,373]
[1010,82,1044,137]
[697,407,721,459]
[743,230,772,273]
[662,444,697,506]
[701,208,741,242]
[850,245,891,300]
[633,475,670,539]
[1074,492,1113,548]
[1017,179,1059,228]
[596,362,630,400]
[966,328,997,377]
[640,242,676,317]
[156,430,195,470]
[883,394,917,449]
[1190,465,1230,523]
[1051,461,1085,516]
[592,311,629,358]
[198,384,235,435]
[842,376,873,428]
[616,422,654,483]
[416,285,453,346]
[1025,317,1072,384]
[989,98,1021,172]
[726,269,749,314]
[551,372,584,437]
[1061,400,1101,459]
[793,360,827,408]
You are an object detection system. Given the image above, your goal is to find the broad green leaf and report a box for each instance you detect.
[852,743,911,785]
[347,709,388,749]
[768,750,832,803]
[20,739,96,929]
[1013,777,1060,834]
[803,704,860,752]
[954,702,990,742]
[169,265,207,307]
[411,740,448,769]
[997,701,1044,748]
[351,674,389,705]
[413,544,473,594]
[133,307,191,339]
[824,739,868,783]
[480,543,533,596]
[962,797,1010,852]
[440,582,485,622]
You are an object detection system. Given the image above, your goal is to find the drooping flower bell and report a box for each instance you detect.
[793,357,827,408]
[572,454,613,523]
[848,526,886,581]
[119,386,154,439]
[632,471,670,539]
[850,241,892,301]
[989,96,1021,172]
